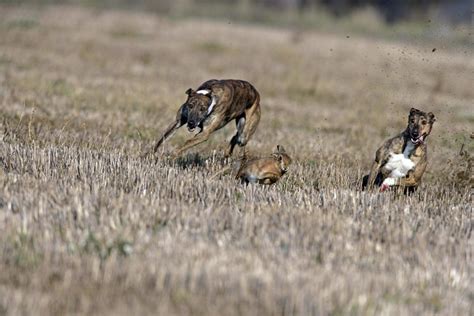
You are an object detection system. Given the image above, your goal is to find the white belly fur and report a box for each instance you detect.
[384,141,416,179]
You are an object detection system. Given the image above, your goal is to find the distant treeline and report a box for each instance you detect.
[221,0,470,24]
[2,0,470,25]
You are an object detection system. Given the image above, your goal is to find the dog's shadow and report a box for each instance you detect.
[139,150,205,169]
[174,153,207,169]
[172,152,231,170]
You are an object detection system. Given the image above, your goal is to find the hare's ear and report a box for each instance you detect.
[273,145,285,154]
[427,112,436,123]
[272,145,279,155]
[272,145,285,159]
[185,88,194,96]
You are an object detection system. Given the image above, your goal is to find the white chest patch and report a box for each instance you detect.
[384,141,417,178]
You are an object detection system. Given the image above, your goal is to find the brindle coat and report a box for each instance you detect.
[236,145,292,185]
[152,79,261,157]
[363,108,436,192]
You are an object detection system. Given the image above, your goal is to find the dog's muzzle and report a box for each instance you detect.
[187,121,204,133]
[187,121,197,132]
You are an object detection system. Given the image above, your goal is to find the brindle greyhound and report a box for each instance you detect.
[362,108,436,192]
[151,79,261,157]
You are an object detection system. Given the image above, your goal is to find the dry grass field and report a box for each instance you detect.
[0,4,472,315]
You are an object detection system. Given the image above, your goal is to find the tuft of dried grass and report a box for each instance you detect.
[442,143,473,190]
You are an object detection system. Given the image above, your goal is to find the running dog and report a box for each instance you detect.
[151,79,261,157]
[362,108,436,192]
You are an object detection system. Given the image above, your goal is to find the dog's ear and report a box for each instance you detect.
[178,103,188,124]
[409,107,419,116]
[185,88,194,96]
[427,112,436,123]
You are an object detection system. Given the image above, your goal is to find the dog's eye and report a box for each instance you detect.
[421,120,427,125]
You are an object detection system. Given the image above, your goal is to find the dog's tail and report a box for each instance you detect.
[140,120,181,159]
[153,120,181,153]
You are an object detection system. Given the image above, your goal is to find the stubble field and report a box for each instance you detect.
[0,5,472,315]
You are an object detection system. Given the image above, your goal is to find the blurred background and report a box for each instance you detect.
[2,0,471,29]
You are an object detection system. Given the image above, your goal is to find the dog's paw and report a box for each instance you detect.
[380,183,390,192]
[380,177,397,192]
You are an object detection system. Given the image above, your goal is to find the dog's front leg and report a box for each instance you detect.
[398,159,427,188]
[173,132,211,157]
[173,122,220,157]
[397,174,417,187]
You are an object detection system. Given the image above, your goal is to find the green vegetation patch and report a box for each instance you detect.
[5,18,39,30]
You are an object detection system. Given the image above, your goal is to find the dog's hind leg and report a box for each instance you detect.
[235,98,261,153]
[362,172,383,190]
[361,174,369,189]
[225,116,246,158]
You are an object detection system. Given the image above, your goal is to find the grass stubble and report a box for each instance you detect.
[0,5,472,316]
